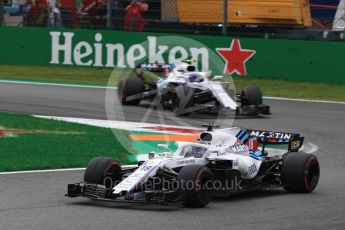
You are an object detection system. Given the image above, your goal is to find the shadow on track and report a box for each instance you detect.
[68,200,181,212]
[212,189,287,203]
[67,189,287,211]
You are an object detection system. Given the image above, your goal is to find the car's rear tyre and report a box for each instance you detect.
[241,85,263,106]
[281,153,320,193]
[118,77,144,105]
[173,85,194,116]
[84,157,122,189]
[177,164,214,208]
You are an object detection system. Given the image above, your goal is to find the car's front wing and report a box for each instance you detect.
[66,183,182,206]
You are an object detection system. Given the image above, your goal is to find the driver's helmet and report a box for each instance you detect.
[189,73,202,82]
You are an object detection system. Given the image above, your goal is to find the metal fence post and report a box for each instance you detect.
[107,0,114,29]
[0,0,4,26]
[223,0,228,36]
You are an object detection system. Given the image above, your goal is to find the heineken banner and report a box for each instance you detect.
[0,26,344,84]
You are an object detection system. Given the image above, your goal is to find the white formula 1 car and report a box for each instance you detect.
[118,62,270,116]
[67,124,320,208]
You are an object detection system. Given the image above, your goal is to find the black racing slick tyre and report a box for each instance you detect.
[177,164,214,208]
[84,157,122,188]
[173,85,194,116]
[118,77,144,105]
[241,85,263,106]
[281,153,320,193]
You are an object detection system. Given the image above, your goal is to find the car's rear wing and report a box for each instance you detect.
[245,129,304,152]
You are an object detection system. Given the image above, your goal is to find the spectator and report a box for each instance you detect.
[79,0,97,28]
[78,0,108,29]
[23,0,33,14]
[93,0,107,29]
[26,0,48,27]
[59,0,79,27]
[124,0,147,32]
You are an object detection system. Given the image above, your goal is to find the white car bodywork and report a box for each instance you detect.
[113,127,262,196]
[152,62,238,110]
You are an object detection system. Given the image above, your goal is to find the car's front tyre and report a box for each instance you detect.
[177,164,214,208]
[84,157,122,189]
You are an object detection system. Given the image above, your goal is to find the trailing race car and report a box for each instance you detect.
[66,124,320,208]
[118,62,270,116]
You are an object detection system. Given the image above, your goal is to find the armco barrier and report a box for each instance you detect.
[0,26,344,84]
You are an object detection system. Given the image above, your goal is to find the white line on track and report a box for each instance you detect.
[263,96,345,105]
[0,165,136,175]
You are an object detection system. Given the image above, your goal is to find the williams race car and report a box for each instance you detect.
[118,62,270,116]
[66,124,320,208]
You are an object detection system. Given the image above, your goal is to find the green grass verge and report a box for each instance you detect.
[0,64,114,86]
[1,64,345,102]
[0,113,132,172]
[235,78,345,102]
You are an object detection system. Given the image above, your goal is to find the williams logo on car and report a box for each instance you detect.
[177,159,196,166]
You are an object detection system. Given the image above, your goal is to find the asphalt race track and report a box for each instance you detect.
[0,81,345,230]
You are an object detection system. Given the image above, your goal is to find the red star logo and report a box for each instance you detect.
[216,39,256,76]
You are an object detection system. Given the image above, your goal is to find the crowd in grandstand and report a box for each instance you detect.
[22,0,148,31]
[1,0,344,35]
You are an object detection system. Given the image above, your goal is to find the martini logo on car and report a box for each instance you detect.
[249,130,292,139]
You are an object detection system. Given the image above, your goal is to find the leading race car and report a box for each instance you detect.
[118,62,270,116]
[66,124,320,208]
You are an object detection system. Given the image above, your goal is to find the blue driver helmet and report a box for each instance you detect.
[189,73,202,82]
